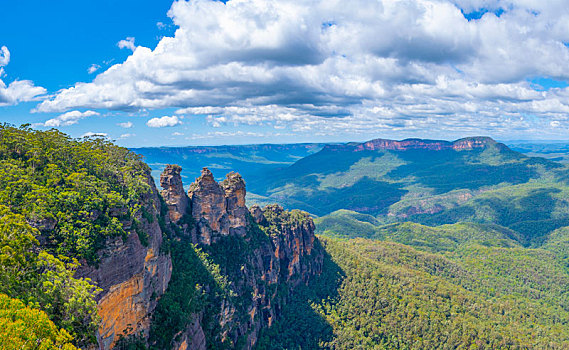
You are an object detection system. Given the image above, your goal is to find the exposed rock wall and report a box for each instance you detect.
[188,168,229,244]
[76,172,172,349]
[258,204,323,287]
[221,172,249,236]
[160,164,189,223]
[162,166,323,349]
[187,168,251,244]
[172,313,207,350]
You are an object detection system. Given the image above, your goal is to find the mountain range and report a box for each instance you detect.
[137,136,569,245]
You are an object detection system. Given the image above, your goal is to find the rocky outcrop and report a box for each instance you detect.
[187,168,250,244]
[187,168,228,244]
[160,166,323,349]
[207,201,323,349]
[76,172,172,349]
[452,137,496,150]
[172,313,206,350]
[221,172,249,237]
[257,204,323,286]
[160,164,189,223]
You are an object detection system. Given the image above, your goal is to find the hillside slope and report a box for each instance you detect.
[258,233,569,349]
[244,137,569,245]
[249,137,565,214]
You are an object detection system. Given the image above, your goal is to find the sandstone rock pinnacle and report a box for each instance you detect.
[160,164,189,223]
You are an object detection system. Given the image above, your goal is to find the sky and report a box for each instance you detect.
[1,0,569,147]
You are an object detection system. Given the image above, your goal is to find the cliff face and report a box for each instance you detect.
[188,168,229,244]
[160,164,188,223]
[71,163,322,349]
[161,166,323,349]
[76,172,172,349]
[257,204,322,287]
[187,168,249,244]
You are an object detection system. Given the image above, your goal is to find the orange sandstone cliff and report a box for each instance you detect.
[75,171,172,349]
[73,164,322,349]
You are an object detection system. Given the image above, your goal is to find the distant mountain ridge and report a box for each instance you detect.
[325,136,500,152]
[132,143,325,187]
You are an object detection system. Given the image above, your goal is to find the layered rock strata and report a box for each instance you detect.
[161,166,323,349]
[76,172,172,349]
[187,168,249,244]
[160,164,188,223]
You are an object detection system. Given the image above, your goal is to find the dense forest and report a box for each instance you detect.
[259,234,569,349]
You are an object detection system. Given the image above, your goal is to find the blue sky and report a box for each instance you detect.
[1,0,569,146]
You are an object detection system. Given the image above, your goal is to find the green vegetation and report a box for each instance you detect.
[262,205,314,236]
[149,235,231,349]
[261,234,569,349]
[0,124,153,347]
[411,183,569,245]
[0,293,78,350]
[0,124,152,262]
[316,210,521,249]
[0,203,100,345]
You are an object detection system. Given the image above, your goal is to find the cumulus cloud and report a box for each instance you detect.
[146,115,182,127]
[0,46,9,67]
[119,133,135,139]
[34,0,569,137]
[42,110,99,127]
[118,121,133,128]
[0,45,46,106]
[117,37,136,51]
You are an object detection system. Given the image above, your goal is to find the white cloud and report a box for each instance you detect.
[87,64,100,74]
[81,131,108,138]
[172,131,184,136]
[117,37,136,51]
[42,110,99,127]
[146,115,182,128]
[0,46,10,67]
[119,133,135,139]
[33,0,569,137]
[0,80,47,106]
[0,45,46,106]
[118,121,133,128]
